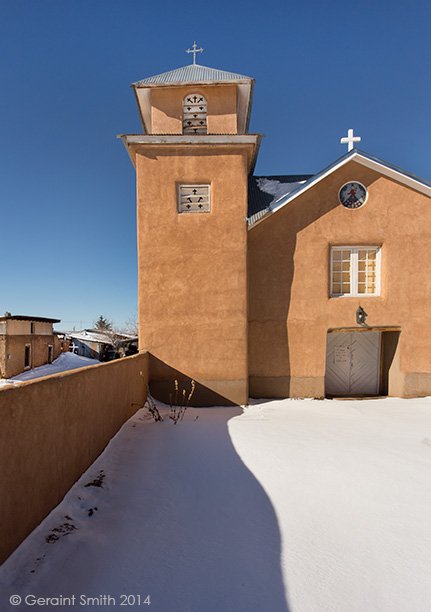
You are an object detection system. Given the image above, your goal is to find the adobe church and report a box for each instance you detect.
[120,45,431,405]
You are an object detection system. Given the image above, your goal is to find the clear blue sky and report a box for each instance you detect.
[1,0,430,331]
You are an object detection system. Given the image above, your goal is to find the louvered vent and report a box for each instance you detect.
[182,94,207,134]
[179,185,210,213]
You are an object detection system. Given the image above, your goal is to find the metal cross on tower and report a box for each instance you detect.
[340,128,361,152]
[186,41,204,65]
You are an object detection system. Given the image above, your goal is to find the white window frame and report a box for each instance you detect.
[178,184,211,213]
[330,246,381,297]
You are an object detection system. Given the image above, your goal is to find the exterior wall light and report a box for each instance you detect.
[356,305,368,326]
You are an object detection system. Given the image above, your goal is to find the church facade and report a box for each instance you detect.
[120,54,431,405]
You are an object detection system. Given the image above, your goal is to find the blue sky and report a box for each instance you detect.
[1,0,430,331]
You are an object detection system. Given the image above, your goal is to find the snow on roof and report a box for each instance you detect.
[67,330,114,345]
[248,149,431,228]
[248,175,312,221]
[67,330,138,345]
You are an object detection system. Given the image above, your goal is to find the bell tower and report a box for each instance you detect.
[120,49,262,405]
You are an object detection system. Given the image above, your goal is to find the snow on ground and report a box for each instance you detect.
[1,397,431,611]
[0,352,99,387]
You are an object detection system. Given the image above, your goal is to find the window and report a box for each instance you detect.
[331,247,381,297]
[30,322,34,334]
[48,345,53,364]
[24,344,31,369]
[178,184,210,213]
[182,93,207,134]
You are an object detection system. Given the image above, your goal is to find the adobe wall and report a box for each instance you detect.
[1,334,60,378]
[54,333,61,359]
[136,144,251,405]
[5,320,53,335]
[0,337,6,379]
[248,161,431,398]
[151,85,237,134]
[0,352,148,565]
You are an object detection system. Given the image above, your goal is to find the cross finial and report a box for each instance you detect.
[340,128,361,152]
[186,41,204,65]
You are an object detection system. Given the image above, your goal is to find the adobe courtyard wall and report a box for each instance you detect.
[248,161,431,398]
[0,352,148,565]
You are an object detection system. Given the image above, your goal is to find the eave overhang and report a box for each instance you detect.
[0,315,61,323]
[118,133,263,174]
[133,77,253,88]
[248,149,431,229]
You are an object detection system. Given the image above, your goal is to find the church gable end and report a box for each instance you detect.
[248,150,431,229]
[248,156,431,400]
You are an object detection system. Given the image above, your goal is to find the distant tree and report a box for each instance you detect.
[124,312,139,336]
[104,327,125,351]
[94,315,112,332]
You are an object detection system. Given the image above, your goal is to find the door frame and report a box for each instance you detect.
[325,326,401,397]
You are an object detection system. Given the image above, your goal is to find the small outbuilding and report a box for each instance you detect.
[0,314,61,378]
[68,329,138,361]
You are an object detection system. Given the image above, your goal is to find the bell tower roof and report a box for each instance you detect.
[132,62,255,135]
[132,63,253,87]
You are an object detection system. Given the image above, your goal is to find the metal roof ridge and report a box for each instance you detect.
[351,148,431,188]
[248,148,431,229]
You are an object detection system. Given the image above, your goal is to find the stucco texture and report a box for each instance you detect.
[0,334,61,378]
[248,161,431,398]
[0,353,148,564]
[151,85,237,135]
[135,144,253,405]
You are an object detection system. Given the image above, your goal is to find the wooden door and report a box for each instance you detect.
[325,331,381,396]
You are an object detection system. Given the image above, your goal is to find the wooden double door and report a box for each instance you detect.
[325,331,381,396]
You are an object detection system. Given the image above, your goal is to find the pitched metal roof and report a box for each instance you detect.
[133,63,253,86]
[248,175,312,221]
[67,329,135,345]
[248,149,431,229]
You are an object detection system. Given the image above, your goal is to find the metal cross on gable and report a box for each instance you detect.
[340,128,361,152]
[186,41,204,65]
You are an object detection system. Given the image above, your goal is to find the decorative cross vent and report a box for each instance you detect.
[183,93,207,134]
[179,185,210,213]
